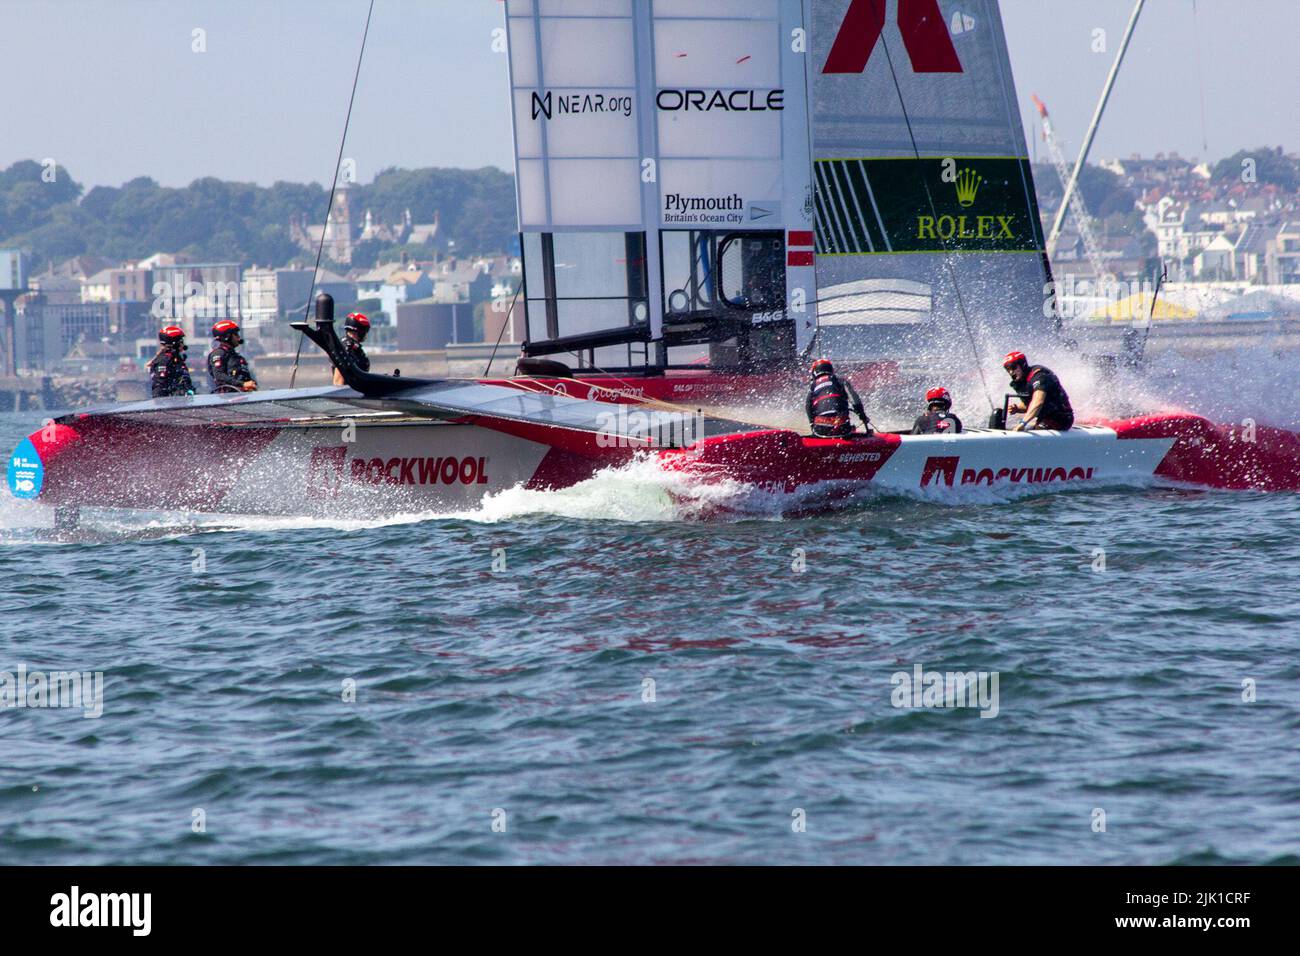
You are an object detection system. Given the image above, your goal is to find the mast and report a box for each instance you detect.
[1046,0,1145,257]
[1035,95,1111,282]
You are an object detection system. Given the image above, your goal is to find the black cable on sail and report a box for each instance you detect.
[289,0,377,389]
[859,0,998,413]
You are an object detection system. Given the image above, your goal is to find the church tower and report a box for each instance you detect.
[322,181,355,265]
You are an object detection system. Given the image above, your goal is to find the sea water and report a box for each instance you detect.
[1,410,1297,864]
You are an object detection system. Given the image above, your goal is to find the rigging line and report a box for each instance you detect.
[482,281,523,376]
[1138,262,1167,362]
[865,0,997,413]
[290,0,376,390]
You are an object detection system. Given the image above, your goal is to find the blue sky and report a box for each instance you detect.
[4,0,1295,188]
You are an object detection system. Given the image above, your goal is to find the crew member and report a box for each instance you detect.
[911,387,963,434]
[805,358,871,438]
[207,320,257,394]
[148,325,195,398]
[1003,351,1073,431]
[332,312,372,386]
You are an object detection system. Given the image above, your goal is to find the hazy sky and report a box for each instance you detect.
[4,0,1296,189]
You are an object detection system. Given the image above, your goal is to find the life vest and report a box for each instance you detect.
[207,344,253,393]
[809,372,851,430]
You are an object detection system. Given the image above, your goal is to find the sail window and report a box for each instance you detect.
[522,231,649,353]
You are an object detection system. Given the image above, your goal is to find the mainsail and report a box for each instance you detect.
[503,0,818,371]
[808,0,1053,363]
[501,0,1051,376]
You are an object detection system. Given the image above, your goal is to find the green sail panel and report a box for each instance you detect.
[814,157,1046,254]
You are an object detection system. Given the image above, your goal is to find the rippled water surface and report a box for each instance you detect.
[1,412,1298,865]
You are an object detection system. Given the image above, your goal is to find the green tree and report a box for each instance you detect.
[1212,148,1299,189]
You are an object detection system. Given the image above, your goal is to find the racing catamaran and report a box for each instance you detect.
[7,0,1299,521]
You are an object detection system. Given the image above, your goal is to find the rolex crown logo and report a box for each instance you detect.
[954,167,982,207]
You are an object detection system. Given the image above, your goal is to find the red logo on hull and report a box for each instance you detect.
[920,455,959,487]
[310,447,490,492]
[920,456,1096,487]
[350,455,489,487]
[823,0,963,74]
[308,446,347,498]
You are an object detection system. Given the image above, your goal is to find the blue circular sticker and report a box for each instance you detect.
[7,437,44,499]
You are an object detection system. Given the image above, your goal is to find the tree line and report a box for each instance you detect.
[0,161,518,274]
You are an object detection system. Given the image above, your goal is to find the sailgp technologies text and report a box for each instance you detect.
[891,663,999,718]
[0,664,103,718]
[50,886,151,936]
[531,90,632,120]
[919,455,1095,488]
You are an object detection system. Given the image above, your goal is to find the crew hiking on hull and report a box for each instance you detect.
[806,358,872,438]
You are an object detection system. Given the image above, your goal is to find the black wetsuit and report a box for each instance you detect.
[1012,364,1074,430]
[207,343,255,394]
[806,372,870,438]
[343,337,370,373]
[911,409,963,434]
[148,347,194,398]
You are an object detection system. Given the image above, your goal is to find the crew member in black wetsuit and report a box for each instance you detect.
[911,387,963,434]
[148,325,195,398]
[207,320,257,394]
[332,312,372,386]
[1003,351,1073,431]
[805,358,871,438]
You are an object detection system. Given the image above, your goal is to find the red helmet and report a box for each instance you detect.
[810,358,835,378]
[1003,350,1028,370]
[925,386,951,407]
[212,320,241,342]
[158,325,185,345]
[345,312,371,338]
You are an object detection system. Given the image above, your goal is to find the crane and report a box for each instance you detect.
[1033,94,1112,288]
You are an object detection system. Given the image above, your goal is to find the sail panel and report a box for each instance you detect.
[505,0,819,354]
[809,0,1053,364]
